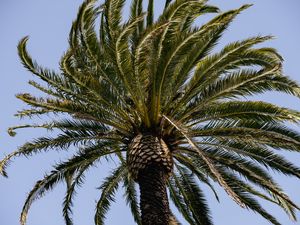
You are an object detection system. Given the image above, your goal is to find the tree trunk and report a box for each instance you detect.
[128,134,176,224]
[137,162,171,225]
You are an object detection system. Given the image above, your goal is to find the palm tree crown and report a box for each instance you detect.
[2,0,300,224]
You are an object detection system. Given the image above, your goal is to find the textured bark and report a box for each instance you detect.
[128,134,175,225]
[127,134,173,181]
[138,162,171,225]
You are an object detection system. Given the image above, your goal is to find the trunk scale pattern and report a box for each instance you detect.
[127,134,175,225]
[127,134,173,181]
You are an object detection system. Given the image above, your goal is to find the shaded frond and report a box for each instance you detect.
[218,169,282,225]
[168,178,197,225]
[173,165,213,225]
[62,164,91,225]
[186,101,300,125]
[123,172,142,225]
[95,164,126,225]
[19,142,109,225]
[163,115,245,207]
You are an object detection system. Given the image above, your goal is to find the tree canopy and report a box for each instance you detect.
[2,0,300,225]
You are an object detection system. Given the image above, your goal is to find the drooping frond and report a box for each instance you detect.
[146,0,154,27]
[168,178,197,225]
[19,142,112,225]
[173,153,220,202]
[216,169,282,225]
[192,139,300,178]
[191,120,300,152]
[20,170,63,225]
[163,115,245,207]
[62,164,90,225]
[172,165,213,225]
[94,164,126,225]
[123,171,142,225]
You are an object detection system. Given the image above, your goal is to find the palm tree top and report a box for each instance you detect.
[2,0,300,224]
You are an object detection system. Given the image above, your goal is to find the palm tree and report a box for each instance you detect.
[2,0,300,224]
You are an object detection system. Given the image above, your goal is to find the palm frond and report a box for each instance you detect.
[115,14,151,124]
[123,172,142,225]
[178,35,275,108]
[219,169,283,225]
[129,0,144,49]
[168,178,197,225]
[173,153,220,202]
[20,170,63,225]
[191,120,300,152]
[186,101,300,125]
[154,1,220,116]
[95,164,126,225]
[193,139,300,178]
[0,136,120,178]
[19,143,107,225]
[164,0,172,9]
[104,0,126,42]
[62,164,90,225]
[205,148,298,209]
[180,147,299,218]
[146,0,154,27]
[174,165,213,225]
[163,115,245,207]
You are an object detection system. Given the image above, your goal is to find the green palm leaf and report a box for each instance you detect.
[95,164,126,225]
[174,165,213,225]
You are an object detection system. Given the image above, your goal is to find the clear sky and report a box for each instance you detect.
[1,1,300,225]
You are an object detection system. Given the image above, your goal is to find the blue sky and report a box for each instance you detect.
[1,0,300,225]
